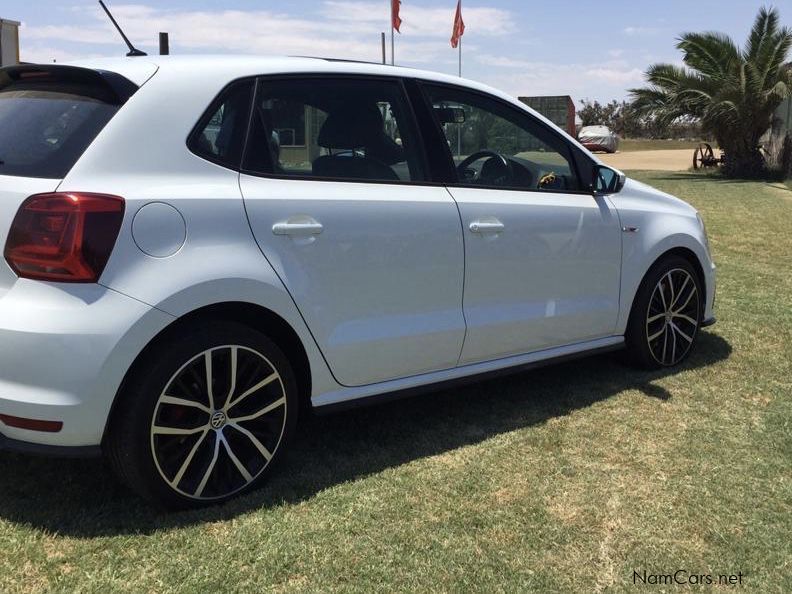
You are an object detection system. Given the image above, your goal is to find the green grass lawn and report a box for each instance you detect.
[1,172,790,593]
[619,139,709,152]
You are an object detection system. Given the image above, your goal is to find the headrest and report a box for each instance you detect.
[318,104,384,149]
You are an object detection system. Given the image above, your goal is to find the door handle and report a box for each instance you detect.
[469,219,505,234]
[272,218,324,236]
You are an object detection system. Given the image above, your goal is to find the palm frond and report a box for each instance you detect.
[677,32,741,80]
[746,6,779,62]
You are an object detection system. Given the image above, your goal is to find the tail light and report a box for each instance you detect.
[4,192,124,283]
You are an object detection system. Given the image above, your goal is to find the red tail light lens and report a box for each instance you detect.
[4,192,125,283]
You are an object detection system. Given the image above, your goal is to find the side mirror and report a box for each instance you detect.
[592,165,625,194]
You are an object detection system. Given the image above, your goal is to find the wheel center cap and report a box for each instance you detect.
[210,411,227,429]
[665,312,673,323]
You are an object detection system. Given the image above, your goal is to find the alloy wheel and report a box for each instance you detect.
[150,345,288,500]
[645,268,700,366]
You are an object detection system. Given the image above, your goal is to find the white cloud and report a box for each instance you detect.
[623,26,663,36]
[585,67,644,84]
[474,54,645,100]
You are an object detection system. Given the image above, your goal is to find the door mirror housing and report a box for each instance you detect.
[592,165,625,194]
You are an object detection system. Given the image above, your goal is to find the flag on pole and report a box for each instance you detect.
[392,0,402,33]
[451,0,465,48]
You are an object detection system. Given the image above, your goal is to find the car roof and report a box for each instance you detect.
[66,55,513,105]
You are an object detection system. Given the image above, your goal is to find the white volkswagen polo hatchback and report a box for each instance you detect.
[0,56,715,507]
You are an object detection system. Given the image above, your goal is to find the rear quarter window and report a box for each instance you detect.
[0,75,127,179]
[188,79,255,170]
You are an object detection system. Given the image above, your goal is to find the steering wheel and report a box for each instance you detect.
[456,150,513,185]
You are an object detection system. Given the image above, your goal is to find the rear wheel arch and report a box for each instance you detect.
[102,301,312,446]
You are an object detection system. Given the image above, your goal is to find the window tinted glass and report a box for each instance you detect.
[244,78,425,183]
[0,83,120,179]
[189,79,254,169]
[423,85,580,192]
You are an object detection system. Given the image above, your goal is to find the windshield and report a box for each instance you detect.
[0,85,120,179]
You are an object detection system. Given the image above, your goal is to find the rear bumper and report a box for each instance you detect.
[0,431,101,457]
[0,279,173,449]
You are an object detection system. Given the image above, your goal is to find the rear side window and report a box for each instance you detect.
[0,76,125,179]
[242,77,426,183]
[188,79,255,170]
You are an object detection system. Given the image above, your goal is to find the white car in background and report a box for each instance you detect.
[0,56,715,508]
[579,125,620,153]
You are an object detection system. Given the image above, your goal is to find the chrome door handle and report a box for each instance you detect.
[469,219,505,234]
[272,218,324,236]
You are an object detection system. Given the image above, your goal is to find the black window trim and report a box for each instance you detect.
[237,72,446,188]
[413,79,599,196]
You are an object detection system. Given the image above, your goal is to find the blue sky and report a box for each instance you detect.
[3,1,790,101]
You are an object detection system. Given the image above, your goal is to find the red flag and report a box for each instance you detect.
[391,0,402,33]
[451,0,465,48]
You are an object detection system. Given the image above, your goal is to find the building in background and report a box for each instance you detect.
[0,18,21,67]
[518,95,576,137]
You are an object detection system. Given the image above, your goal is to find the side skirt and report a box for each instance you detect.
[312,337,625,415]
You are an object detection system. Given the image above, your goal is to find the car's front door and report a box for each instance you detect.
[239,76,465,387]
[420,83,622,365]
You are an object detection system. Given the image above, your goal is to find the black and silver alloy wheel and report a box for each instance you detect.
[645,268,700,366]
[151,345,287,501]
[106,321,297,508]
[625,256,703,370]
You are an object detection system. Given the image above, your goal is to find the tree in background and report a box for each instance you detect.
[578,100,621,128]
[630,7,792,178]
[578,99,701,139]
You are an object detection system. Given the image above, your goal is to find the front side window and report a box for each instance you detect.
[423,84,580,192]
[243,77,426,183]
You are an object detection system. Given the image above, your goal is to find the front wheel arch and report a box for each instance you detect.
[628,246,706,327]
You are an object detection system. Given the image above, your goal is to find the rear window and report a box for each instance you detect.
[0,77,126,179]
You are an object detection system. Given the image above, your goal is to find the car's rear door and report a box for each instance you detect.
[239,75,465,387]
[418,82,622,365]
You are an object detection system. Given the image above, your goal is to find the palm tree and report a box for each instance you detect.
[631,7,792,178]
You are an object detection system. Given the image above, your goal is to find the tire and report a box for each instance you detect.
[105,320,298,509]
[625,255,703,369]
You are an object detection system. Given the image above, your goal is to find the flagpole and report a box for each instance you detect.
[391,24,395,65]
[457,2,463,156]
[458,0,462,77]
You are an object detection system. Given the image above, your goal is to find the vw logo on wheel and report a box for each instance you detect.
[210,411,227,429]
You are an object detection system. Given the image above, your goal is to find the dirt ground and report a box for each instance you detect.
[598,149,693,171]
